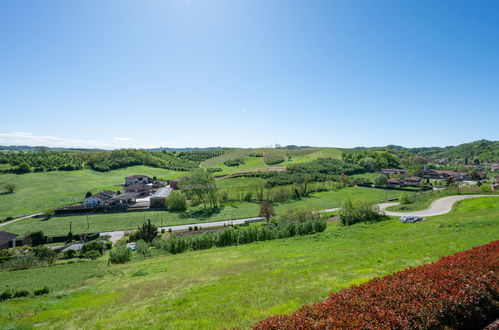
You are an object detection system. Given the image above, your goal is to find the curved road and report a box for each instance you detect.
[379,194,499,217]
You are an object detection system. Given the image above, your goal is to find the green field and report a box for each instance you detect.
[0,197,497,329]
[2,186,403,236]
[201,147,343,176]
[0,166,186,220]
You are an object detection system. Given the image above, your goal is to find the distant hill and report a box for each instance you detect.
[385,140,499,164]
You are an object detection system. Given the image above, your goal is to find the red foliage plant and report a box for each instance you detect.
[254,241,499,329]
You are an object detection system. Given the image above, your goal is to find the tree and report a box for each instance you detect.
[339,199,385,226]
[85,191,93,198]
[133,220,158,243]
[180,168,219,208]
[259,202,275,223]
[17,162,30,173]
[3,183,16,194]
[136,240,151,258]
[294,173,311,198]
[374,174,388,187]
[166,190,187,211]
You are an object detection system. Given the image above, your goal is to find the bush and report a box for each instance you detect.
[81,241,105,255]
[109,242,131,264]
[339,199,385,226]
[275,207,318,223]
[33,287,50,296]
[0,254,42,271]
[0,290,13,301]
[254,241,499,329]
[131,220,158,243]
[223,159,244,167]
[32,246,58,264]
[28,231,48,246]
[399,193,414,205]
[83,250,101,260]
[64,249,77,259]
[166,190,187,211]
[132,269,149,277]
[135,240,151,258]
[105,241,113,250]
[13,290,30,298]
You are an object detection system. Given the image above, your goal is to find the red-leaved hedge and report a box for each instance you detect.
[254,240,499,329]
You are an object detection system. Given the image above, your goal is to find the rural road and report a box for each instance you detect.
[0,213,43,228]
[100,216,265,243]
[379,194,499,217]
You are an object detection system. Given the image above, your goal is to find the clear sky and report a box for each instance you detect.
[0,0,498,149]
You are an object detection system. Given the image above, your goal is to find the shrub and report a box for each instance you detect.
[0,254,41,271]
[28,231,48,246]
[399,193,414,205]
[223,159,244,167]
[131,220,158,243]
[166,190,187,211]
[0,290,13,301]
[135,240,151,258]
[32,246,58,264]
[83,250,101,260]
[275,207,318,223]
[64,249,77,259]
[81,241,105,255]
[132,269,149,277]
[109,242,131,264]
[13,290,30,298]
[105,241,113,250]
[263,153,285,165]
[339,198,385,226]
[33,287,50,296]
[254,241,499,329]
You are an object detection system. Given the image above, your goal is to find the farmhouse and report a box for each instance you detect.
[124,183,152,195]
[150,186,173,209]
[380,168,406,175]
[83,190,117,207]
[404,176,422,186]
[424,170,467,180]
[125,175,151,187]
[169,179,180,189]
[386,178,402,188]
[0,231,18,249]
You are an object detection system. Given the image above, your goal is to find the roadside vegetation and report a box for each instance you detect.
[0,197,496,328]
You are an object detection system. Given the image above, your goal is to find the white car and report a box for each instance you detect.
[126,242,136,251]
[400,216,424,223]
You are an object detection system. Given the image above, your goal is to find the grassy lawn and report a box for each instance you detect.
[2,187,404,236]
[0,197,497,329]
[0,166,187,220]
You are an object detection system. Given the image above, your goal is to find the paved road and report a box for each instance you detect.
[379,194,499,217]
[0,213,43,228]
[100,216,265,243]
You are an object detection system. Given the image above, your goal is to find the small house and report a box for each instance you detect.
[0,231,19,249]
[124,183,152,195]
[380,169,407,176]
[404,176,422,186]
[83,190,117,207]
[386,178,402,188]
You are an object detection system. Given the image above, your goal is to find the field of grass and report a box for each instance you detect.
[0,197,497,329]
[201,147,342,176]
[2,187,404,236]
[0,166,187,220]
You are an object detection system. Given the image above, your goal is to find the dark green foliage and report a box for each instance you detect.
[176,150,225,162]
[262,159,364,187]
[33,287,50,296]
[32,246,58,264]
[342,150,400,171]
[64,249,77,259]
[81,241,105,255]
[66,231,74,243]
[166,190,187,211]
[28,231,48,246]
[84,250,101,260]
[275,207,318,223]
[0,254,42,271]
[109,242,131,264]
[131,220,158,243]
[339,199,385,226]
[135,240,151,258]
[0,290,12,300]
[224,158,245,166]
[132,270,149,277]
[263,153,285,165]
[13,290,30,298]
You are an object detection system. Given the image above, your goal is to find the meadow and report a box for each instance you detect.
[2,186,403,236]
[0,166,186,220]
[0,197,497,329]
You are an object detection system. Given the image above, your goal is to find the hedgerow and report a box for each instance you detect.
[153,219,327,255]
[254,240,499,329]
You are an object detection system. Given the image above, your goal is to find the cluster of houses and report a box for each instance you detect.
[81,175,175,210]
[379,167,490,188]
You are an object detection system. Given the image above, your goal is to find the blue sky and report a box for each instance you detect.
[0,0,498,149]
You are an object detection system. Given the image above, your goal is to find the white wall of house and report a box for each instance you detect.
[84,196,105,207]
[125,177,149,186]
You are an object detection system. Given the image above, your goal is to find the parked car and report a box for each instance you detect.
[126,242,136,251]
[400,216,424,223]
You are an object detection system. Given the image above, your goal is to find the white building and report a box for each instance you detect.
[125,175,151,186]
[83,190,117,207]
